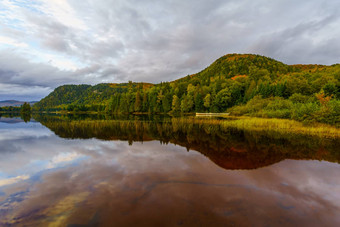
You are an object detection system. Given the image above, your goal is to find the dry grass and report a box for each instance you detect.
[176,116,340,139]
[220,117,340,139]
[41,115,340,139]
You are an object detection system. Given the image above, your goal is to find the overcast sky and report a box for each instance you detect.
[0,0,340,101]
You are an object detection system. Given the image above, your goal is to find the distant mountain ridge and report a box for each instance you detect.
[0,100,37,107]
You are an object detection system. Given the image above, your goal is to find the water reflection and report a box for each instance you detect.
[0,115,339,226]
[36,114,340,169]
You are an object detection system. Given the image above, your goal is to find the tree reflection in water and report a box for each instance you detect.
[35,114,340,170]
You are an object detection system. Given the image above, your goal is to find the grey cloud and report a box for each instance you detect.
[0,83,52,101]
[0,51,95,100]
[100,67,124,79]
[0,22,26,39]
[1,0,340,100]
[248,14,340,64]
[0,51,74,86]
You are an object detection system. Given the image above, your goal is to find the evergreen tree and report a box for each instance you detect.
[134,91,142,112]
[181,95,188,112]
[194,93,204,112]
[187,94,194,112]
[162,93,171,113]
[142,92,148,112]
[20,102,31,122]
[172,95,180,113]
[20,102,31,114]
[119,94,129,113]
[203,94,211,110]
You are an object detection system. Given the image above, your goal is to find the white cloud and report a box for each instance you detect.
[38,0,87,30]
[0,175,29,187]
[47,152,83,169]
[0,35,28,47]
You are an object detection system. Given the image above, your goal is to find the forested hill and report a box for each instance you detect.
[34,54,340,126]
[35,83,153,111]
[176,54,294,83]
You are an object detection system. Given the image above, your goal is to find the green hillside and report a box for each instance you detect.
[35,83,153,111]
[176,54,294,83]
[34,54,340,126]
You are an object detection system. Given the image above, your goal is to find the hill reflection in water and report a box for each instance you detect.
[1,114,340,226]
[36,114,340,170]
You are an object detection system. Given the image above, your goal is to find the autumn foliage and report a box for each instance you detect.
[32,54,339,126]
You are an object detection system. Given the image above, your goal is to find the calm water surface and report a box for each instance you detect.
[0,115,339,226]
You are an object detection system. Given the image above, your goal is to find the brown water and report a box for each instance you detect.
[0,115,339,226]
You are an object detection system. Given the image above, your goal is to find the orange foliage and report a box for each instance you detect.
[316,91,332,107]
[142,83,153,89]
[223,54,255,62]
[231,75,247,80]
[292,64,326,72]
[109,83,118,88]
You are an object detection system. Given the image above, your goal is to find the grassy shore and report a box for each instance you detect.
[174,116,340,139]
[35,113,340,139]
[221,117,340,139]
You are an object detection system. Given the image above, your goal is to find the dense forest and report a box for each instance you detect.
[34,54,340,126]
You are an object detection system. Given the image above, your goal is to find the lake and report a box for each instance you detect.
[0,114,339,226]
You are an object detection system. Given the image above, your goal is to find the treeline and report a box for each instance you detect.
[34,54,340,126]
[34,83,145,111]
[0,102,31,113]
[0,102,32,122]
[0,106,21,112]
